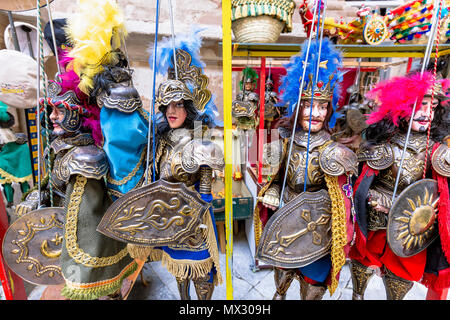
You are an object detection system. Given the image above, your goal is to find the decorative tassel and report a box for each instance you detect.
[324,173,348,296]
[126,244,153,261]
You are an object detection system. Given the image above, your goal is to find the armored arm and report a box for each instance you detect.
[356,141,394,171]
[431,136,450,177]
[15,189,48,216]
[15,175,50,216]
[181,138,225,195]
[356,142,394,213]
[259,139,286,210]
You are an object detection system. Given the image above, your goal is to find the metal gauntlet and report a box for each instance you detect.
[199,166,213,194]
[262,185,280,208]
[15,190,45,217]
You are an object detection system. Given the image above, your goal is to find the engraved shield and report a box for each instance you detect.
[232,100,257,118]
[2,207,65,285]
[256,189,332,268]
[387,179,439,257]
[97,179,210,246]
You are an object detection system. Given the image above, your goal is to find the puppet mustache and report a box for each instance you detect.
[304,117,324,122]
[413,116,429,122]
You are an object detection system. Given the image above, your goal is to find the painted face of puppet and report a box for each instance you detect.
[166,99,188,129]
[411,96,438,133]
[244,81,254,92]
[300,100,329,132]
[49,105,66,135]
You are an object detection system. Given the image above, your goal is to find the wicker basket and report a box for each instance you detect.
[232,15,285,43]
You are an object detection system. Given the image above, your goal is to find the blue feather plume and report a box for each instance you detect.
[148,26,221,127]
[277,38,343,128]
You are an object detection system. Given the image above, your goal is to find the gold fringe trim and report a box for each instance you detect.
[148,248,163,261]
[203,211,223,285]
[0,167,32,184]
[61,261,137,300]
[126,244,153,261]
[125,212,223,286]
[324,174,348,296]
[150,213,223,286]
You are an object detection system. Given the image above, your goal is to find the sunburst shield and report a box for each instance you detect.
[1,208,65,286]
[256,189,332,268]
[387,179,439,257]
[97,179,211,246]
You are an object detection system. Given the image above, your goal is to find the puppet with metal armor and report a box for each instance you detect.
[254,39,357,300]
[232,67,259,130]
[96,29,224,300]
[349,72,450,300]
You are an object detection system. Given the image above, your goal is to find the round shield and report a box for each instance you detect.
[0,0,53,12]
[346,108,368,134]
[387,179,439,257]
[2,207,65,286]
[0,50,43,109]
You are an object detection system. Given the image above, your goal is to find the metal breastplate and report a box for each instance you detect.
[157,129,200,186]
[376,133,432,193]
[285,131,329,196]
[367,133,433,231]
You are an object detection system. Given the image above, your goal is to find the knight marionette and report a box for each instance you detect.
[2,0,146,300]
[254,39,357,300]
[349,72,450,300]
[232,67,259,130]
[96,29,224,300]
[263,75,283,131]
[4,58,137,300]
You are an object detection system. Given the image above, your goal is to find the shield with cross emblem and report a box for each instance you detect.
[256,189,332,268]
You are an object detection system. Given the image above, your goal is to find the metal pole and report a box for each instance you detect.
[279,0,321,207]
[36,0,42,207]
[257,56,266,184]
[391,0,441,204]
[45,0,61,75]
[168,0,178,80]
[7,11,21,51]
[222,0,234,300]
[145,0,161,185]
[303,0,327,192]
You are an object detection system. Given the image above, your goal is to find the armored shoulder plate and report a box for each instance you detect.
[357,142,394,170]
[319,142,358,176]
[247,92,259,102]
[53,145,109,183]
[431,141,450,177]
[181,138,225,173]
[278,126,291,139]
[100,85,143,113]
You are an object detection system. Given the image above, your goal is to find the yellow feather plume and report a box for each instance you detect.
[65,0,127,94]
